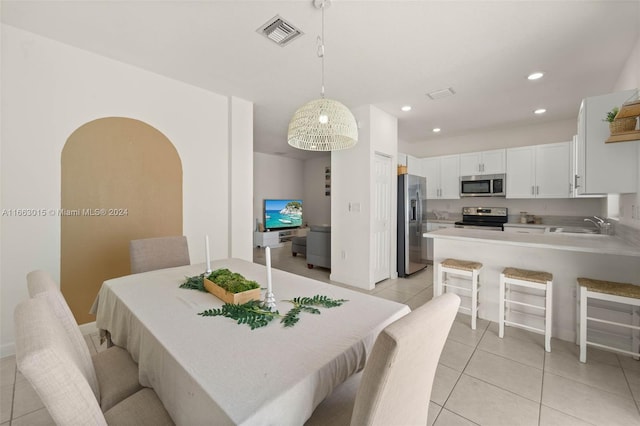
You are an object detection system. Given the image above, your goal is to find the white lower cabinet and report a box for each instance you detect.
[506,142,570,198]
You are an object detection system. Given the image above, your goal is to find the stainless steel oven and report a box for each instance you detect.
[454,207,508,231]
[460,174,506,197]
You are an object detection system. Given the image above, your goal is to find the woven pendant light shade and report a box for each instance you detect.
[288,98,358,151]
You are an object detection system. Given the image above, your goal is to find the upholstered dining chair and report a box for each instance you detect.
[15,297,174,426]
[26,269,143,412]
[129,236,190,274]
[306,293,461,426]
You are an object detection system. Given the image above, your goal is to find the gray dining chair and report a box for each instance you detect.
[15,297,174,426]
[27,269,143,411]
[306,293,460,426]
[129,236,190,274]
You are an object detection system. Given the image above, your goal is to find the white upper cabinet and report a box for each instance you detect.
[406,154,425,177]
[506,142,570,198]
[459,149,506,176]
[423,155,460,199]
[576,89,638,195]
[397,153,408,167]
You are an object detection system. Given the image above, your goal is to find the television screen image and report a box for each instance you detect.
[264,199,303,230]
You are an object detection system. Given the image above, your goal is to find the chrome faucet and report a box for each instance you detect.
[584,216,612,234]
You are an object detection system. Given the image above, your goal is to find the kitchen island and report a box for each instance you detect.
[425,228,640,342]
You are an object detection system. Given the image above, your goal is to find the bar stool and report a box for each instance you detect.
[435,258,482,330]
[499,267,553,352]
[577,277,640,363]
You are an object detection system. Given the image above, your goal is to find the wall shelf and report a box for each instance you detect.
[606,99,640,143]
[606,129,640,143]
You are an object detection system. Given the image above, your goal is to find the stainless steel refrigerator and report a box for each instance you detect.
[397,174,428,277]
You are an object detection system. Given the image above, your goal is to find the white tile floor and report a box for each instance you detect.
[2,243,639,425]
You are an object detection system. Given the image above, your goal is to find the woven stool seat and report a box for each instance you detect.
[441,258,483,272]
[503,267,552,284]
[577,277,640,299]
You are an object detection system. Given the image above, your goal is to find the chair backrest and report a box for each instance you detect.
[129,236,190,274]
[350,293,460,426]
[26,269,58,297]
[26,269,101,399]
[15,298,107,426]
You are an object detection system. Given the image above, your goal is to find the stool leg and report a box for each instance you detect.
[579,286,587,363]
[545,280,552,352]
[632,305,640,361]
[575,281,580,346]
[471,269,478,330]
[499,273,505,338]
[435,263,443,297]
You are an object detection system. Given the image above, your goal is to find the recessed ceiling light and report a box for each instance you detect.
[401,105,412,112]
[534,108,546,115]
[432,128,441,133]
[528,72,544,80]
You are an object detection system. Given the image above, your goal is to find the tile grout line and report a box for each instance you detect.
[435,320,490,423]
[620,367,640,416]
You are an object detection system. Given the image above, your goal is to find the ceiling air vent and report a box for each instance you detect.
[427,87,456,100]
[257,15,303,47]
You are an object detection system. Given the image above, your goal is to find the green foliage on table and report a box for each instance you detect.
[179,269,259,294]
[282,295,348,327]
[179,273,205,291]
[196,295,348,329]
[198,300,279,330]
[208,268,260,293]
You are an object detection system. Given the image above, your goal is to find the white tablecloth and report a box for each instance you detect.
[95,258,410,425]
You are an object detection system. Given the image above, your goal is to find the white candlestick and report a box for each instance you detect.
[265,246,272,294]
[205,234,211,273]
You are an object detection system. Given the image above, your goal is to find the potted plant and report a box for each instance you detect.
[604,106,637,134]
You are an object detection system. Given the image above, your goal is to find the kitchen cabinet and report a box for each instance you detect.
[459,149,505,176]
[423,155,460,199]
[575,89,638,195]
[506,142,570,198]
[406,154,425,177]
[569,136,605,198]
[397,153,408,167]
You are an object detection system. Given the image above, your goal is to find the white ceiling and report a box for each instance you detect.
[2,1,639,160]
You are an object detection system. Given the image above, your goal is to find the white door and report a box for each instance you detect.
[373,153,392,283]
[439,155,461,199]
[481,149,506,174]
[459,152,481,176]
[506,146,535,198]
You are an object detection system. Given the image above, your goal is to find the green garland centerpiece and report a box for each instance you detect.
[179,269,260,293]
[180,273,347,329]
[197,295,348,329]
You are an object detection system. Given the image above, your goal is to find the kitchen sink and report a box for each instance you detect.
[546,226,603,235]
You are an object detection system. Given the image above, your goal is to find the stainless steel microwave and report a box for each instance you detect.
[460,174,506,197]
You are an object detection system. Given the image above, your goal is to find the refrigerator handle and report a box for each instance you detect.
[416,190,422,236]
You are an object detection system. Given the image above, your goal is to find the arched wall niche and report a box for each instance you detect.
[61,117,183,323]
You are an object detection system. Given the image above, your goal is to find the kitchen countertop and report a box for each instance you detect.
[424,227,640,257]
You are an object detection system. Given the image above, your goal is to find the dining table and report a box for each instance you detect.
[94,258,410,425]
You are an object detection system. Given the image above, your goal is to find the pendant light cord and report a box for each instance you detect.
[317,1,326,99]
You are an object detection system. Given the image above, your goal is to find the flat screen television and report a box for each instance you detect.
[263,199,303,231]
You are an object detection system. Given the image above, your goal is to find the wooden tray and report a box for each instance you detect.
[204,277,261,304]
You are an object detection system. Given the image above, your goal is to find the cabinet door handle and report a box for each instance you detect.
[531,186,535,195]
[536,186,539,195]
[574,174,581,189]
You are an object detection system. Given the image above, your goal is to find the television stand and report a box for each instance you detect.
[253,228,308,248]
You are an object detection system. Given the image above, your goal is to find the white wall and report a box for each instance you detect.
[303,155,331,226]
[331,105,398,290]
[399,118,577,158]
[0,25,253,355]
[230,97,254,260]
[253,153,305,229]
[613,36,640,230]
